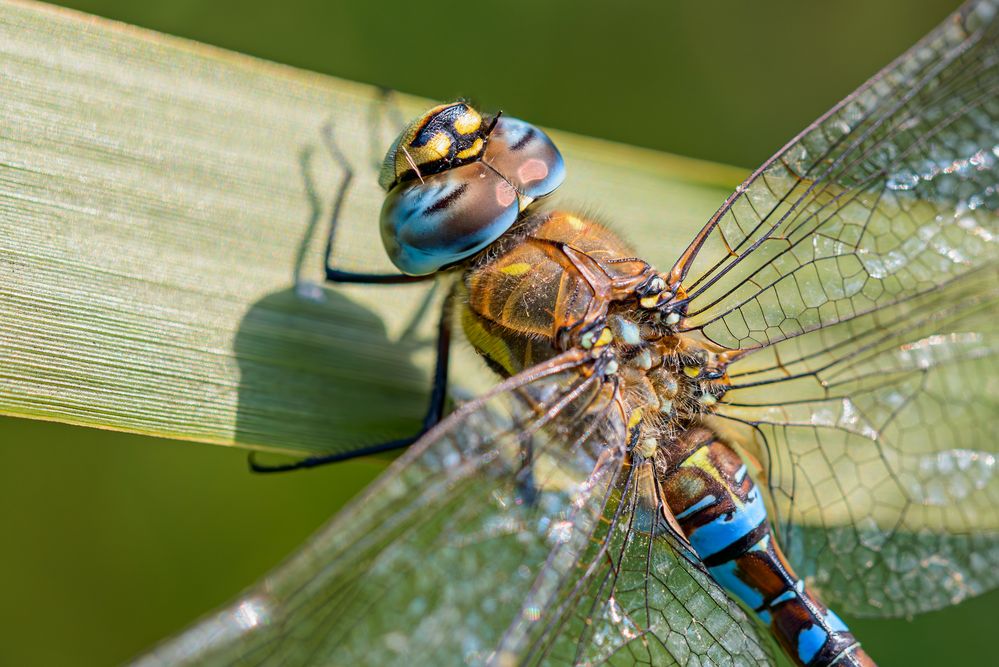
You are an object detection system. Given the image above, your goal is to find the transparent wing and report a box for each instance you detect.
[671,0,998,352]
[525,460,775,666]
[662,0,999,620]
[715,266,999,617]
[135,350,631,666]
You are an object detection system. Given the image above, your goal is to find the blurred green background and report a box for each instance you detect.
[2,0,995,665]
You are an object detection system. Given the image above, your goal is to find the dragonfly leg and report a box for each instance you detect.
[319,120,428,285]
[248,293,454,473]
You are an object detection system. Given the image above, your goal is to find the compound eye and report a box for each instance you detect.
[482,116,565,200]
[380,161,519,275]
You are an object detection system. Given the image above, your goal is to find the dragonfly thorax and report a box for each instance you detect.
[459,208,732,463]
[600,311,732,457]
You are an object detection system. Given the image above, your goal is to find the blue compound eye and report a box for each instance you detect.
[482,116,565,200]
[380,161,520,275]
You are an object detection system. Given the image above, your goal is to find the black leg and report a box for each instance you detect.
[248,292,454,473]
[319,121,428,285]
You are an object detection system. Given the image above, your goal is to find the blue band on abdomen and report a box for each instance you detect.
[688,486,767,560]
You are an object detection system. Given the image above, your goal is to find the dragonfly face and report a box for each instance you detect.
[378,102,566,275]
[217,2,998,665]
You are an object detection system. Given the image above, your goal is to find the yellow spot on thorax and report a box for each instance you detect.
[627,408,644,430]
[500,262,532,276]
[639,295,659,309]
[594,327,614,347]
[460,306,515,375]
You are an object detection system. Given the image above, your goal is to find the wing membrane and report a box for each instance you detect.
[666,0,999,619]
[673,0,999,352]
[527,460,775,666]
[715,266,999,617]
[141,344,780,666]
[137,351,631,666]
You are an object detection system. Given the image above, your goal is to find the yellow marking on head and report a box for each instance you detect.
[627,408,644,430]
[453,108,482,134]
[500,261,532,276]
[424,132,452,159]
[400,132,452,177]
[595,327,614,347]
[640,295,660,309]
[456,137,484,160]
[683,366,700,378]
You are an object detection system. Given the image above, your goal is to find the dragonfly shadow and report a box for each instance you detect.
[231,146,429,463]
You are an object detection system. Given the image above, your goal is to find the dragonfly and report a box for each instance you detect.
[144,2,997,666]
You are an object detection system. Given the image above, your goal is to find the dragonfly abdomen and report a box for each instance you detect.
[662,430,876,667]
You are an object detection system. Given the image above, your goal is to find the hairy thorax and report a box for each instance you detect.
[459,210,732,466]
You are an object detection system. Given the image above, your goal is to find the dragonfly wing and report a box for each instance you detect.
[716,267,999,617]
[137,350,632,666]
[666,0,999,620]
[672,0,998,353]
[525,459,776,666]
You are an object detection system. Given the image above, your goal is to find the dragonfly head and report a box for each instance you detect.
[378,102,490,190]
[379,102,566,275]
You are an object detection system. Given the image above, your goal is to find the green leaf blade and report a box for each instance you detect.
[0,0,741,456]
